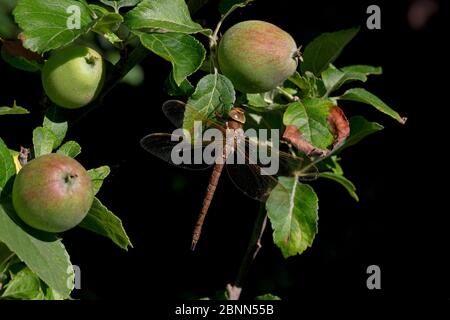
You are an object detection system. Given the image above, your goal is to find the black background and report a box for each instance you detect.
[0,0,449,307]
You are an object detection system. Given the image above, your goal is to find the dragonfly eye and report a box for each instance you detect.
[229,107,246,124]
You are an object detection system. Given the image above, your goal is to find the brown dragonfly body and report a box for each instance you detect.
[191,108,246,250]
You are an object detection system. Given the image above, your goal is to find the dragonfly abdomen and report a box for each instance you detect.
[191,162,226,250]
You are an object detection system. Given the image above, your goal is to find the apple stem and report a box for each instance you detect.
[294,45,304,62]
[277,86,298,102]
[64,174,78,184]
[85,54,97,66]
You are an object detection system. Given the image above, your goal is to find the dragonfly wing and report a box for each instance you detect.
[225,162,278,201]
[225,135,319,201]
[224,138,279,201]
[277,151,320,181]
[140,133,212,170]
[162,100,186,128]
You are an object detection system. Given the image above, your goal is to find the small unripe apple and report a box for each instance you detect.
[42,45,105,109]
[12,153,94,233]
[218,20,299,93]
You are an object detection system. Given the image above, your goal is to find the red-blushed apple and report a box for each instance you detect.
[12,153,94,233]
[218,20,299,93]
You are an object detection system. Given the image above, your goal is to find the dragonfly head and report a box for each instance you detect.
[228,107,246,124]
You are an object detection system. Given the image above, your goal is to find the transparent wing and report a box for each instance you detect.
[158,99,319,197]
[225,135,319,201]
[162,100,186,128]
[162,99,228,130]
[140,133,213,170]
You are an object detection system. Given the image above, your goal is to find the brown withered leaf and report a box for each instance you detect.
[1,39,43,62]
[19,146,30,166]
[282,125,329,156]
[328,106,350,149]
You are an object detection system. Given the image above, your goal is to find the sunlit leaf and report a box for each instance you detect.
[57,141,81,158]
[184,73,235,132]
[0,200,74,298]
[32,127,56,157]
[125,0,211,34]
[0,101,29,116]
[321,64,382,96]
[87,166,111,195]
[137,31,206,85]
[13,0,93,53]
[79,198,132,251]
[266,177,318,258]
[43,105,68,149]
[338,88,406,124]
[283,98,335,149]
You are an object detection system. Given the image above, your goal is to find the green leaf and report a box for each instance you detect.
[218,0,255,15]
[13,0,93,53]
[288,71,324,98]
[0,138,16,194]
[340,116,383,150]
[318,155,344,175]
[92,12,123,44]
[0,0,19,39]
[341,65,383,75]
[255,293,281,300]
[56,141,81,158]
[165,72,195,97]
[288,72,309,91]
[266,177,318,258]
[0,242,13,268]
[0,201,74,298]
[184,73,235,132]
[246,92,284,111]
[0,46,41,72]
[88,3,109,16]
[2,266,45,300]
[43,105,68,149]
[0,101,29,116]
[301,27,359,76]
[283,98,335,149]
[79,198,132,251]
[137,31,206,85]
[321,64,382,96]
[338,88,406,124]
[319,172,359,201]
[32,127,57,157]
[100,0,141,11]
[125,0,211,35]
[245,110,284,133]
[87,166,111,195]
[43,283,64,300]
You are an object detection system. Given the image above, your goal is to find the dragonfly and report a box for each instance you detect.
[141,100,318,250]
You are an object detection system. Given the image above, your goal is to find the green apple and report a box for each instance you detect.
[12,153,94,233]
[218,20,299,93]
[42,45,105,109]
